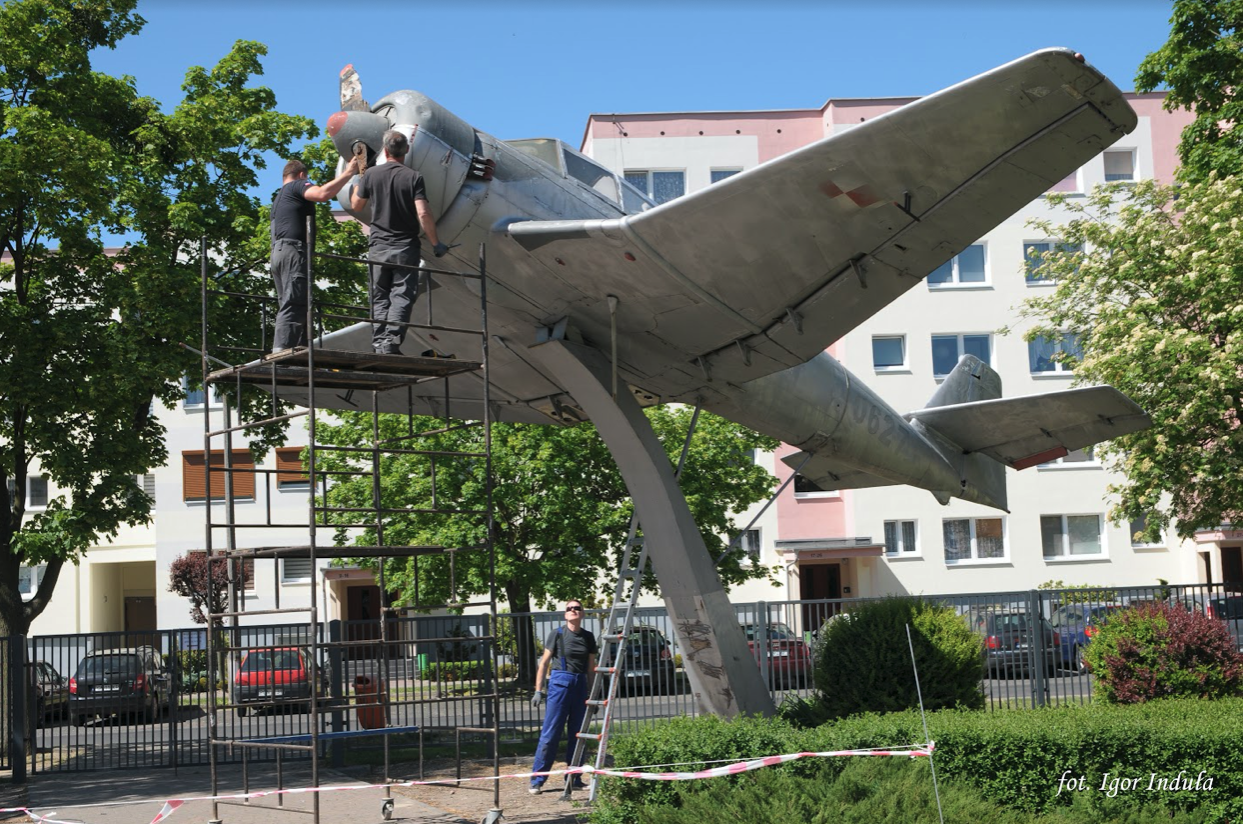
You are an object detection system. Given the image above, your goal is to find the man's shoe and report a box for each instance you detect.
[528,785,543,795]
[421,349,456,359]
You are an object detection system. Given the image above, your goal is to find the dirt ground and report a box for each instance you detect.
[385,757,592,824]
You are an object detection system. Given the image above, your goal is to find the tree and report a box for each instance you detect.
[314,406,781,684]
[168,553,254,626]
[1017,177,1243,539]
[1136,0,1243,183]
[0,0,322,643]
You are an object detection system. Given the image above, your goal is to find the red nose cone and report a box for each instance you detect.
[327,111,348,137]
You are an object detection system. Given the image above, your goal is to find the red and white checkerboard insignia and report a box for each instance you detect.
[818,179,886,209]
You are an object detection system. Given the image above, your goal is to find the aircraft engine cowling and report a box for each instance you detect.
[331,90,479,231]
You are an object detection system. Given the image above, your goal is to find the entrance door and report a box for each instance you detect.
[345,585,398,659]
[124,596,157,648]
[799,563,841,634]
[1223,546,1243,591]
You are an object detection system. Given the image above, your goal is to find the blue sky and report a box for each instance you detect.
[93,1,1179,153]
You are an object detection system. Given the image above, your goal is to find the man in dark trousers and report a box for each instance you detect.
[529,599,597,794]
[349,129,448,355]
[269,157,358,352]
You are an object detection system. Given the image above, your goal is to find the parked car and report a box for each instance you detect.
[740,621,812,688]
[967,611,1059,678]
[233,646,327,716]
[612,625,676,695]
[69,646,169,725]
[1049,603,1125,672]
[26,661,69,726]
[1168,593,1243,652]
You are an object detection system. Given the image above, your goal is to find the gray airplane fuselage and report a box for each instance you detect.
[327,90,969,505]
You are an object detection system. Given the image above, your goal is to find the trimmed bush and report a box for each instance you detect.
[591,698,1243,824]
[1083,602,1243,703]
[813,597,984,719]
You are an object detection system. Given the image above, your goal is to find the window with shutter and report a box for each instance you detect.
[182,450,256,502]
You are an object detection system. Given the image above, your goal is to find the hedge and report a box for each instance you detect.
[590,698,1243,824]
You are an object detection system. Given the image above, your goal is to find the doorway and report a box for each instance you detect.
[799,563,841,633]
[1223,546,1243,591]
[124,596,157,648]
[345,585,398,659]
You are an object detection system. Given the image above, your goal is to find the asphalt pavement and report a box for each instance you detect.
[10,762,467,824]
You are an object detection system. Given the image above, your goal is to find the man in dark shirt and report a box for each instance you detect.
[529,599,597,794]
[349,130,448,355]
[269,157,358,352]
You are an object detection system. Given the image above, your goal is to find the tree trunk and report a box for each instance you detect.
[505,581,538,688]
[0,554,34,775]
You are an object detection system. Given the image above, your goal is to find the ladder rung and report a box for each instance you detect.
[586,699,608,707]
[596,666,616,674]
[619,569,639,578]
[576,732,601,741]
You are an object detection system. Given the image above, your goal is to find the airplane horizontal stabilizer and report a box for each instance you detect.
[905,385,1151,470]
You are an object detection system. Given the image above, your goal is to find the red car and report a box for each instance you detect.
[741,622,812,688]
[233,647,326,717]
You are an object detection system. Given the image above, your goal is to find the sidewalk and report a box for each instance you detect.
[4,759,589,824]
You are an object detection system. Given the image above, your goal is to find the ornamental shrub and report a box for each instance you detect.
[1083,601,1243,703]
[813,596,984,720]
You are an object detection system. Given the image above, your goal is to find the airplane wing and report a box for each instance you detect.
[505,49,1136,398]
[905,386,1151,470]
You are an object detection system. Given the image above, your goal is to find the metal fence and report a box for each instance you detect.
[8,580,1240,774]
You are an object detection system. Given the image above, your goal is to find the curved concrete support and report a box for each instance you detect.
[528,337,775,718]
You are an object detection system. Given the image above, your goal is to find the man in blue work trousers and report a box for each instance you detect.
[529,599,597,794]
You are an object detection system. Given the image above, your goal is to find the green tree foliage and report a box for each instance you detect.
[314,406,780,683]
[1137,0,1243,183]
[1018,178,1243,539]
[1083,602,1243,704]
[812,597,984,720]
[0,0,322,637]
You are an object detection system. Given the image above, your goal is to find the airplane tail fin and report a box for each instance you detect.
[909,356,1008,510]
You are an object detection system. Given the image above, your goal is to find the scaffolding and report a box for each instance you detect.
[196,225,501,823]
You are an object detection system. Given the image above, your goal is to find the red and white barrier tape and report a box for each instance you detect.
[0,742,933,824]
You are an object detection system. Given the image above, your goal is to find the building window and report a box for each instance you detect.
[181,450,256,502]
[884,520,918,556]
[1041,514,1104,558]
[1024,241,1082,284]
[793,474,837,499]
[710,169,740,184]
[27,476,48,508]
[1039,447,1096,468]
[927,244,987,287]
[943,517,1005,563]
[1129,514,1164,548]
[1028,333,1083,374]
[623,170,685,204]
[931,334,991,377]
[138,473,156,502]
[282,558,313,583]
[182,377,222,409]
[275,447,310,491]
[18,564,46,598]
[735,529,762,561]
[1103,149,1135,182]
[872,335,907,371]
[1047,169,1080,194]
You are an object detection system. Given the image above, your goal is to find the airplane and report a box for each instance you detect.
[233,49,1149,718]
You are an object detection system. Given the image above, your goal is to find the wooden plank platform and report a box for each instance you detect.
[207,347,481,390]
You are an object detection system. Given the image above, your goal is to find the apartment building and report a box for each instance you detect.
[582,91,1218,605]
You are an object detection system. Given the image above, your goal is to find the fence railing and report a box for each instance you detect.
[7,580,1239,774]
